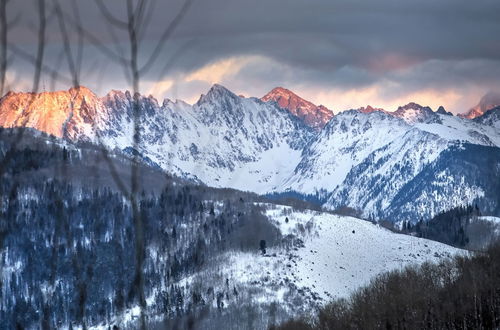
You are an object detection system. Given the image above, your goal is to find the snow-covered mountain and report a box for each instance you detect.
[291,107,500,220]
[0,85,315,192]
[261,87,333,130]
[97,85,315,191]
[0,85,499,222]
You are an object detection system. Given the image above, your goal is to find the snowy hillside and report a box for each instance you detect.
[103,204,463,329]
[225,205,462,301]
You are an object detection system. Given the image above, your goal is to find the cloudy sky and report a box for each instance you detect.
[5,0,500,113]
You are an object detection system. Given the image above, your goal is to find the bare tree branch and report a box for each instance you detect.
[54,0,80,86]
[94,0,128,29]
[32,0,46,93]
[9,44,73,85]
[138,0,194,75]
[155,38,195,82]
[137,0,156,43]
[70,0,84,77]
[133,0,148,32]
[61,9,129,71]
[6,11,20,30]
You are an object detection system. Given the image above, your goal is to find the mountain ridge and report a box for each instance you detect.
[261,86,333,130]
[0,84,499,222]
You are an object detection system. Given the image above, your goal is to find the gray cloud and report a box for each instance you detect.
[5,0,500,113]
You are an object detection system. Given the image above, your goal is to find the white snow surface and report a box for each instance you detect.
[176,205,463,312]
[232,205,461,299]
[478,216,500,225]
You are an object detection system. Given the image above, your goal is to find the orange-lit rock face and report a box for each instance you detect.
[261,87,333,130]
[459,106,484,119]
[0,86,105,139]
[458,91,500,119]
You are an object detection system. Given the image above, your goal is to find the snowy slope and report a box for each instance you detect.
[155,204,463,329]
[282,110,410,193]
[233,205,460,299]
[479,216,500,225]
[415,112,500,146]
[325,128,447,218]
[79,204,462,330]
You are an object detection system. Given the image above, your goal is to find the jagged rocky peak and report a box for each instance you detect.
[103,89,159,104]
[261,86,333,130]
[357,105,386,114]
[436,106,452,116]
[459,91,500,119]
[103,89,129,100]
[196,83,239,105]
[68,85,97,98]
[396,102,427,112]
[393,102,435,123]
[101,89,163,123]
[162,98,188,109]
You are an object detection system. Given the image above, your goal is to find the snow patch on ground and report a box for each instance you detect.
[224,205,463,302]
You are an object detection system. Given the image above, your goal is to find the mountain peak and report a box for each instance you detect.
[459,91,500,119]
[436,105,452,116]
[393,102,435,123]
[209,83,232,93]
[261,87,333,130]
[264,87,296,98]
[473,105,500,126]
[207,84,237,98]
[197,84,239,105]
[397,102,425,111]
[68,85,95,97]
[358,105,386,114]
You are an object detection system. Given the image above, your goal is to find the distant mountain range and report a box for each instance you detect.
[1,85,499,221]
